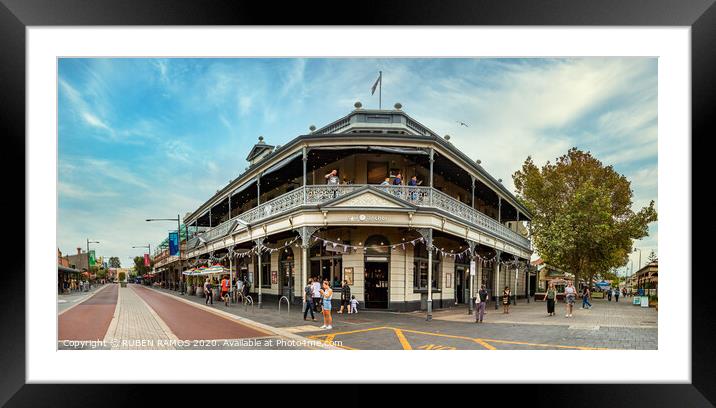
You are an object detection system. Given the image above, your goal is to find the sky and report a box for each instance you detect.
[58,58,658,274]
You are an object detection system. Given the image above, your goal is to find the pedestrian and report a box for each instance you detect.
[475,285,488,323]
[303,278,315,321]
[311,276,322,313]
[614,288,620,302]
[380,177,390,186]
[221,275,231,306]
[319,280,333,330]
[607,288,612,301]
[349,295,359,314]
[502,286,511,314]
[393,172,403,185]
[564,281,576,317]
[582,287,592,309]
[338,280,351,314]
[543,282,557,316]
[236,277,243,300]
[204,278,213,305]
[325,169,339,185]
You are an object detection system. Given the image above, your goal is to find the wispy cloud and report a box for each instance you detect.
[58,57,658,262]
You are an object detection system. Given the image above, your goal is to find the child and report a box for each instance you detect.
[349,295,359,314]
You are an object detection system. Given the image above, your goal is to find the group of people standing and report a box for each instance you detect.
[303,277,358,330]
[325,169,422,188]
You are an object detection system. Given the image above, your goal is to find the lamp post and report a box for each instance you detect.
[147,215,185,290]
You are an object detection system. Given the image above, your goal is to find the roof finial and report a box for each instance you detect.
[354,101,363,109]
[394,102,402,110]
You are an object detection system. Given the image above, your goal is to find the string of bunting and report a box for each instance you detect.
[187,233,527,269]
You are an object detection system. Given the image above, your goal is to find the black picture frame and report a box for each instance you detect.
[2,0,712,405]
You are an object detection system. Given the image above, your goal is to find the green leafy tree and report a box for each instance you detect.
[513,148,657,286]
[108,257,121,268]
[647,250,658,263]
[133,256,154,275]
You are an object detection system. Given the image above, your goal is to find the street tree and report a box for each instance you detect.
[513,148,657,287]
[108,257,121,268]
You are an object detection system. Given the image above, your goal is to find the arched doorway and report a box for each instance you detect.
[364,235,390,309]
[279,247,295,303]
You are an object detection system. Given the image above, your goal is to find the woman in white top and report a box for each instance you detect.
[564,281,576,317]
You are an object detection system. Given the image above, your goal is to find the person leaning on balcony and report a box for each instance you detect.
[393,172,403,185]
[325,169,339,185]
[380,177,390,186]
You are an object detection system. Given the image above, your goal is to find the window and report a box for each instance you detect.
[413,241,440,291]
[310,242,343,287]
[260,252,271,288]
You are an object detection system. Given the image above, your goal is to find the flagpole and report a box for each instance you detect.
[379,71,382,109]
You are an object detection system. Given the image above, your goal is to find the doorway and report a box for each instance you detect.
[364,262,389,309]
[455,266,465,304]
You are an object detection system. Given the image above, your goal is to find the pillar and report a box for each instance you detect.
[255,238,264,308]
[302,146,308,203]
[494,250,501,310]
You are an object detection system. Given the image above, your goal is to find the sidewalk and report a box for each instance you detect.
[428,297,658,328]
[103,285,178,350]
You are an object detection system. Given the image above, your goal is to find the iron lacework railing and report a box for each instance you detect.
[192,185,530,251]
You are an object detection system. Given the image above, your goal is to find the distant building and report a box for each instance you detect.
[627,261,658,295]
[66,247,90,271]
[533,258,573,294]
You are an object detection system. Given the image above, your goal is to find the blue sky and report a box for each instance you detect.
[58,58,658,273]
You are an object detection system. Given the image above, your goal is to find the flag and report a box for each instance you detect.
[371,72,381,95]
[144,253,150,267]
[169,232,179,256]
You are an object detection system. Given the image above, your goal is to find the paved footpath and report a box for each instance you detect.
[103,285,178,350]
[152,288,657,350]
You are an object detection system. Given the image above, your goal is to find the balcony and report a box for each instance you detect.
[193,185,531,250]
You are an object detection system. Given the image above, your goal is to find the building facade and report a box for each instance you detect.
[157,104,533,312]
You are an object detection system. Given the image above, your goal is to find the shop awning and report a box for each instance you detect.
[368,146,429,155]
[262,151,303,177]
[58,265,82,274]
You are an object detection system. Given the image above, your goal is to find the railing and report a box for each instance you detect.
[194,184,530,251]
[278,296,290,318]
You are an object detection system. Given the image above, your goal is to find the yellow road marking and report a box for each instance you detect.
[418,344,456,350]
[393,329,413,350]
[479,338,608,350]
[473,338,497,350]
[307,326,607,350]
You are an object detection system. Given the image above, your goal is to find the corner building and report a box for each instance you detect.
[178,103,533,312]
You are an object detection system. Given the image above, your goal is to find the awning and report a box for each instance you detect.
[308,146,368,152]
[231,179,257,196]
[262,151,302,177]
[368,146,429,155]
[58,265,82,274]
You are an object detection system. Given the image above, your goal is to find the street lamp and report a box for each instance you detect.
[147,215,186,291]
[633,247,642,270]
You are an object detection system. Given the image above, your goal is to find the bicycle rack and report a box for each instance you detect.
[278,296,290,318]
[244,296,254,313]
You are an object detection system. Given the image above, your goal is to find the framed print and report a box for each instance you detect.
[5,0,714,405]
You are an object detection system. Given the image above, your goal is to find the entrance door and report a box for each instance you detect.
[455,267,465,303]
[280,261,294,302]
[364,262,389,309]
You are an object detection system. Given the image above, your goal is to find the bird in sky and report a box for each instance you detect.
[456,121,469,127]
